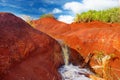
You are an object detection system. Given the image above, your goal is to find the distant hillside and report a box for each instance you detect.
[74,7,120,23]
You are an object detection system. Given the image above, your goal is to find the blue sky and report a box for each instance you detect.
[0,0,119,23]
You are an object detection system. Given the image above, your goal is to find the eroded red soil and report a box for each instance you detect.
[0,13,84,80]
[32,17,120,79]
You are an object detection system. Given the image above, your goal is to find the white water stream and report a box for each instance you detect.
[58,40,92,80]
[59,64,92,80]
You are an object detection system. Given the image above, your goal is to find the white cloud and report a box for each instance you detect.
[59,0,119,23]
[83,0,119,10]
[64,2,85,14]
[58,15,74,24]
[52,8,62,14]
[63,0,119,14]
[17,14,32,21]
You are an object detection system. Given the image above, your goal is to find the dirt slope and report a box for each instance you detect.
[32,17,70,37]
[0,13,84,80]
[32,17,120,79]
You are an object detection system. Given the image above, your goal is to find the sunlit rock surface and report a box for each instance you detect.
[0,13,64,80]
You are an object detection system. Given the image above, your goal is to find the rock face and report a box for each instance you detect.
[32,17,120,79]
[0,13,65,80]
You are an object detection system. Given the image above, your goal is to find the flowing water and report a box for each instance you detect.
[59,41,69,65]
[59,64,92,80]
[57,40,92,80]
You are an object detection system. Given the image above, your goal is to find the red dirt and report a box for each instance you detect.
[0,13,64,80]
[32,17,120,79]
[33,17,70,37]
[0,13,84,80]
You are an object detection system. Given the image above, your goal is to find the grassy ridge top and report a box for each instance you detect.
[40,14,55,19]
[74,7,120,23]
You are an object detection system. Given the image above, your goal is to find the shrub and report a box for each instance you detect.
[74,7,120,23]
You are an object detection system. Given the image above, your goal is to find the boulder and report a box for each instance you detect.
[0,13,64,80]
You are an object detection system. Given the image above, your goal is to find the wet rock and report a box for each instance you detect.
[69,47,84,66]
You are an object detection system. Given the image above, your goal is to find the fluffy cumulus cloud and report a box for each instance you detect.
[58,15,74,24]
[64,2,85,14]
[83,0,119,10]
[52,8,62,14]
[63,0,119,14]
[58,0,119,23]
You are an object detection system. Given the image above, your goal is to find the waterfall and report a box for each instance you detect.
[57,39,92,80]
[57,39,69,65]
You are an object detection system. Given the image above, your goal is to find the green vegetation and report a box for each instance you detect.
[40,14,55,19]
[74,7,120,23]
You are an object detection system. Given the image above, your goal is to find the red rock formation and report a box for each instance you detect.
[32,17,120,79]
[0,13,65,80]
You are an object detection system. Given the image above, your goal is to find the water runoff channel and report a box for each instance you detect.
[58,40,93,80]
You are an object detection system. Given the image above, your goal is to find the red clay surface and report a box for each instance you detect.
[33,17,120,79]
[0,13,84,80]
